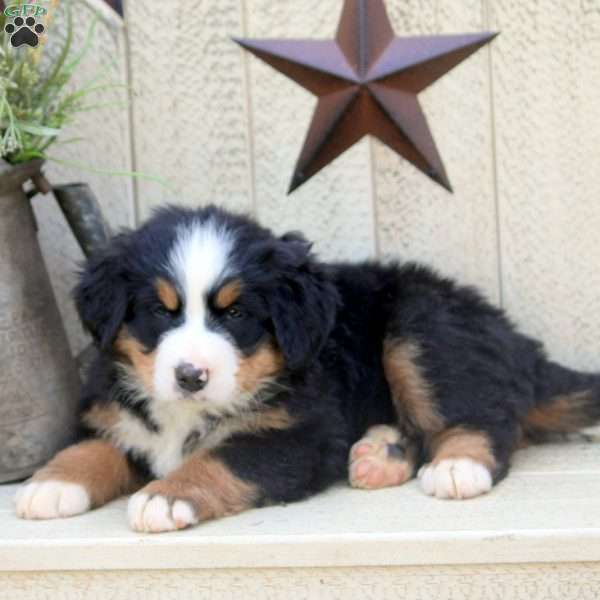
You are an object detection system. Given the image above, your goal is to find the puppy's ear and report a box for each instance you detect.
[267,233,339,371]
[73,238,129,350]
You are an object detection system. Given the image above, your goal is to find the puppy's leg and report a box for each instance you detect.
[349,425,417,490]
[15,440,142,519]
[128,428,348,533]
[418,426,514,500]
[127,451,257,533]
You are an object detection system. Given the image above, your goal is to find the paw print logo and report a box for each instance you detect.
[4,16,45,48]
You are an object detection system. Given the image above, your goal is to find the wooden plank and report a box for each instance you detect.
[126,0,254,218]
[243,0,376,261]
[373,0,499,302]
[489,0,600,370]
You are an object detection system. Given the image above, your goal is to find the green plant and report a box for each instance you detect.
[0,0,119,163]
[0,0,170,188]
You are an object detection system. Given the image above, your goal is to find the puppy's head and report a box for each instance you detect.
[75,206,338,410]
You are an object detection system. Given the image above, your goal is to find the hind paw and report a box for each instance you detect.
[418,458,492,500]
[349,425,414,490]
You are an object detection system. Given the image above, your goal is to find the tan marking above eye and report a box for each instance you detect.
[214,279,243,309]
[155,277,180,312]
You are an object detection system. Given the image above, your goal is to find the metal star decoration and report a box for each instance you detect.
[234,0,497,193]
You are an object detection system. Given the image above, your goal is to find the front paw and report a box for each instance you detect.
[15,480,91,519]
[128,485,199,533]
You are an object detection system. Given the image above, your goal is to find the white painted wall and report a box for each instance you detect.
[42,1,600,371]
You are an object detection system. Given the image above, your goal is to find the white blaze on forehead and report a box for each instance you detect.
[154,218,239,408]
[168,219,233,318]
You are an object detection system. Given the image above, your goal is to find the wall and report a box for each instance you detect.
[125,0,600,370]
[35,0,134,357]
[41,1,600,371]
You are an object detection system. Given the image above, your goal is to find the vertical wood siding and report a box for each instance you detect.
[43,1,600,370]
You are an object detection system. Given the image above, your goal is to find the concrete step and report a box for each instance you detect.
[2,438,600,598]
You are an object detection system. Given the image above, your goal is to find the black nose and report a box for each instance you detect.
[175,363,209,393]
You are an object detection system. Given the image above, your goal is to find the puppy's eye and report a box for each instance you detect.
[226,306,244,320]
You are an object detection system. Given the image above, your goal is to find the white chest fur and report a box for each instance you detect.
[105,400,265,478]
[109,403,205,477]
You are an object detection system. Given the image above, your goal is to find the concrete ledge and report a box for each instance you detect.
[2,438,600,573]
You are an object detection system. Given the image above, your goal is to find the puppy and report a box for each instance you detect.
[15,205,600,532]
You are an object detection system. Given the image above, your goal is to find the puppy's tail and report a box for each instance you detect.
[523,359,600,439]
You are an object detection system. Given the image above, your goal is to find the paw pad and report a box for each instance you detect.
[4,16,45,48]
[349,426,414,490]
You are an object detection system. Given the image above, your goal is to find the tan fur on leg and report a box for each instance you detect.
[428,427,496,471]
[30,440,142,506]
[419,427,495,500]
[383,338,444,435]
[15,440,142,520]
[128,451,257,533]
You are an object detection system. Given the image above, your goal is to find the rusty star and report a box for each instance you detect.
[234,0,497,193]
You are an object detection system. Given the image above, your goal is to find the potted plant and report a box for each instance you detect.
[0,1,109,482]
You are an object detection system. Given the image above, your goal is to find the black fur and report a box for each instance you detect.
[75,205,600,506]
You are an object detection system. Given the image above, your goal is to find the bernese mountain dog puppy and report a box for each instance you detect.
[15,205,600,532]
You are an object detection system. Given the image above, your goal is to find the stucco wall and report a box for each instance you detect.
[41,1,600,371]
[4,563,600,600]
